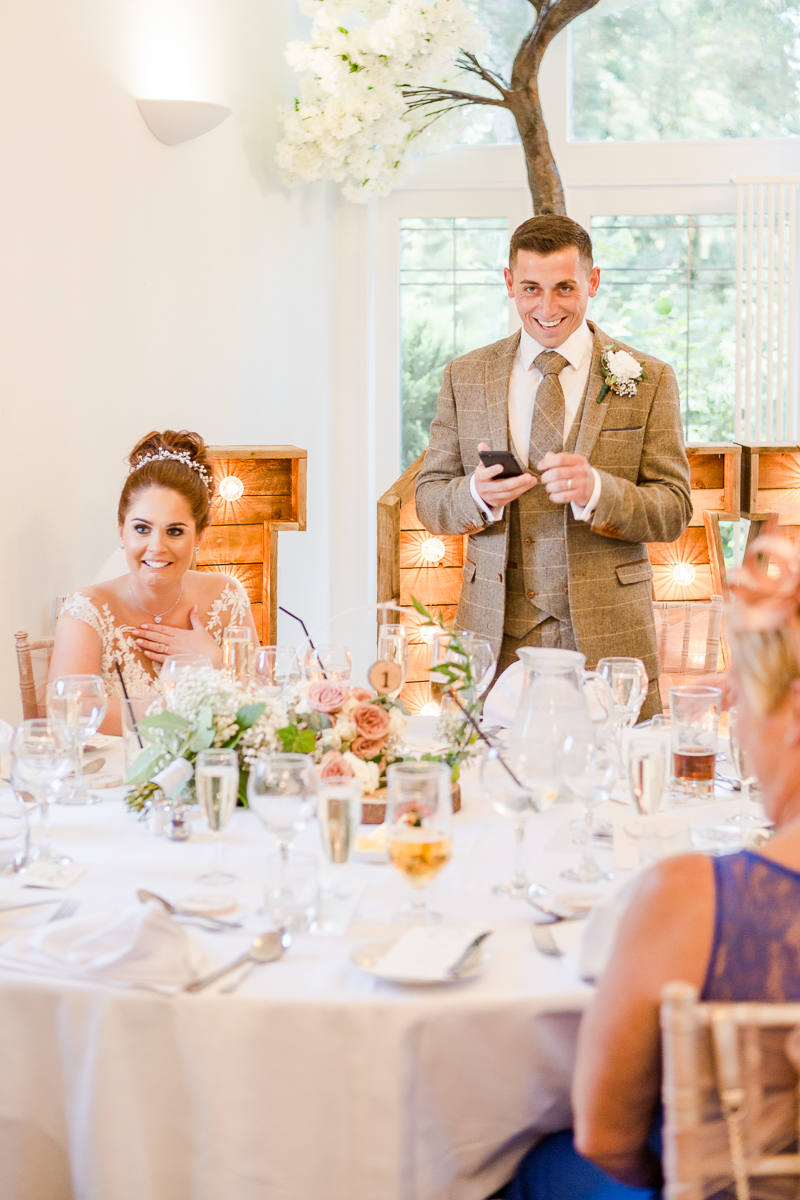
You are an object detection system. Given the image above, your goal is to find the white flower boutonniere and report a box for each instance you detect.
[597,346,649,403]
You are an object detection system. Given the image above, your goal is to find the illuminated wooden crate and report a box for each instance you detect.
[648,443,740,602]
[197,446,307,644]
[739,441,800,532]
[378,444,737,709]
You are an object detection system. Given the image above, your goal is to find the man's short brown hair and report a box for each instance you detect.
[509,215,593,271]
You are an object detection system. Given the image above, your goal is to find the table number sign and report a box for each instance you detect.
[368,660,403,696]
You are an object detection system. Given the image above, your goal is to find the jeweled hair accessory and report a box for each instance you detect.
[728,532,800,638]
[130,449,212,490]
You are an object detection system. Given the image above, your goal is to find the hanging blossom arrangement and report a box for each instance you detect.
[276,0,487,201]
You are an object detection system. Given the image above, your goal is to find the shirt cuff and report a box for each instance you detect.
[469,472,504,523]
[571,468,602,523]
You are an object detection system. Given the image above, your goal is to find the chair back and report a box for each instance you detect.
[654,597,724,704]
[661,981,800,1200]
[14,631,55,719]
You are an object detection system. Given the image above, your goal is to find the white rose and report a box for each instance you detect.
[388,707,407,738]
[343,752,380,796]
[606,350,643,382]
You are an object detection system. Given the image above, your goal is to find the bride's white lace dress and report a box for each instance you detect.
[59,579,250,697]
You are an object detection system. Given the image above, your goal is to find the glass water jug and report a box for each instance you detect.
[509,648,614,746]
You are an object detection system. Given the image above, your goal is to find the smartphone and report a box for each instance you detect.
[478,449,525,480]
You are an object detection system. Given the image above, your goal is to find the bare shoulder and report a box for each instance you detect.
[187,571,243,603]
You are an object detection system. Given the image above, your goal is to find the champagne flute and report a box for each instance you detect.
[223,626,254,683]
[304,644,352,681]
[480,740,559,898]
[247,753,318,861]
[46,674,108,805]
[626,729,667,815]
[195,749,239,884]
[377,625,408,699]
[386,761,453,924]
[597,657,649,738]
[161,654,211,703]
[317,779,362,901]
[11,719,74,865]
[253,646,301,698]
[560,735,619,883]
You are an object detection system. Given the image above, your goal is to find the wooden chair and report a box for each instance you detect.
[662,981,800,1200]
[14,631,55,719]
[654,596,724,705]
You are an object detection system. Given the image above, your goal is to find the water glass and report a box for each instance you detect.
[253,646,301,698]
[480,740,559,898]
[195,749,240,885]
[597,657,649,735]
[376,625,408,699]
[560,735,619,883]
[727,707,768,827]
[11,719,74,865]
[222,627,254,683]
[669,686,721,798]
[161,654,211,702]
[386,761,453,924]
[304,644,352,681]
[119,696,159,778]
[458,634,497,705]
[247,753,318,860]
[46,674,108,805]
[263,853,319,932]
[626,729,667,815]
[0,791,29,874]
[428,629,470,713]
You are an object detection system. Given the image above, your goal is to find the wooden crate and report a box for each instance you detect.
[739,441,800,522]
[196,445,307,644]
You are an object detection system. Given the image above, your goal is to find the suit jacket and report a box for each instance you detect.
[414,321,693,689]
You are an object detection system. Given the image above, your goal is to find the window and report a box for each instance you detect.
[572,0,800,142]
[399,217,510,469]
[590,215,736,441]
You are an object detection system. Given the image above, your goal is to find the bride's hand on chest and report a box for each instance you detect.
[134,606,223,667]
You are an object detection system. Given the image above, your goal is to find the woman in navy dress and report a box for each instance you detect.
[505,534,800,1200]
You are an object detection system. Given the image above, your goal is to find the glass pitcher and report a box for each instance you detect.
[509,648,614,746]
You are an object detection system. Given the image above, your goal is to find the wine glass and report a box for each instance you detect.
[597,657,649,737]
[46,674,108,805]
[253,646,301,698]
[428,629,470,712]
[458,634,497,705]
[560,735,619,883]
[727,707,769,827]
[480,740,559,898]
[222,626,254,683]
[247,753,318,861]
[195,749,240,884]
[304,644,352,681]
[11,719,74,865]
[377,625,408,699]
[161,654,211,703]
[386,761,453,924]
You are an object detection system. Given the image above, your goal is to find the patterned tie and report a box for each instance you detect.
[528,351,569,465]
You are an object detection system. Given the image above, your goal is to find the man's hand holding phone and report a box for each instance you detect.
[474,442,536,507]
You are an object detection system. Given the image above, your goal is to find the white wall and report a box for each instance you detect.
[0,0,339,719]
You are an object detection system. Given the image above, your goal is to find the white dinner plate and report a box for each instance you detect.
[349,938,489,986]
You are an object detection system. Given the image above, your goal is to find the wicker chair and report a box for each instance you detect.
[14,630,55,719]
[661,981,800,1200]
[654,596,724,705]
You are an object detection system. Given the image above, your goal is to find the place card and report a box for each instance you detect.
[23,863,86,889]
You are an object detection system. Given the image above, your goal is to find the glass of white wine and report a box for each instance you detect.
[223,626,254,683]
[304,644,352,681]
[386,761,453,924]
[195,749,240,884]
[626,729,667,815]
[480,740,559,898]
[377,624,408,699]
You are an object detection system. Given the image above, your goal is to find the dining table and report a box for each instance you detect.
[0,728,750,1200]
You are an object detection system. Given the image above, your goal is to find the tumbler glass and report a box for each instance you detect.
[669,686,722,798]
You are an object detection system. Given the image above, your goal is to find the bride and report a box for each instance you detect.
[49,430,259,732]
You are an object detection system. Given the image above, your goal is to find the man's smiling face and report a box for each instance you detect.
[504,246,601,348]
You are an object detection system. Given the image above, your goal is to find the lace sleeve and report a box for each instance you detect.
[59,592,105,641]
[205,580,252,643]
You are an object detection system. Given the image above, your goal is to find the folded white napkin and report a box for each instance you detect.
[0,901,211,992]
[578,874,639,983]
[373,926,489,982]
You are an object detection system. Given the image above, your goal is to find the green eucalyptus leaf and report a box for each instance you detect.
[126,743,171,786]
[136,711,191,735]
[236,703,265,730]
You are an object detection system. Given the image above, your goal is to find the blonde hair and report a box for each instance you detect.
[731,627,800,718]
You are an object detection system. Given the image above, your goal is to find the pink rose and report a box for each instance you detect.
[351,735,388,761]
[319,750,355,779]
[352,703,391,740]
[307,680,349,714]
[350,687,375,702]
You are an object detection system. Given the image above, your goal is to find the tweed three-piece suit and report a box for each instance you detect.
[414,321,693,719]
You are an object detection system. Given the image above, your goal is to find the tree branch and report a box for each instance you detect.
[454,50,511,99]
[403,85,509,112]
[512,0,600,87]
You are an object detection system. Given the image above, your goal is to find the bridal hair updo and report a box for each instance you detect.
[118,430,214,533]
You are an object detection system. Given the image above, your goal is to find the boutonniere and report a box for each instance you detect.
[596,346,649,403]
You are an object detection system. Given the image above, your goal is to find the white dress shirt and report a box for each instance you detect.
[470,320,602,523]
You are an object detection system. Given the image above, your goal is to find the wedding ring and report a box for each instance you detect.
[567,478,572,491]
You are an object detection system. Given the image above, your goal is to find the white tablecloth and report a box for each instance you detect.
[0,741,643,1200]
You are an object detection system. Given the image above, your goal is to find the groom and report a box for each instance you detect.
[414,215,692,720]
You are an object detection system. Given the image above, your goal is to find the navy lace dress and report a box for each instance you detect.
[505,850,800,1200]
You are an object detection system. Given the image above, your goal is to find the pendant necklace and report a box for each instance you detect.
[127,583,184,624]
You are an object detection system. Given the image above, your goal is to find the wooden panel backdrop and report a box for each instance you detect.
[197,446,307,644]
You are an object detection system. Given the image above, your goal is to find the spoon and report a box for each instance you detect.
[220,929,292,993]
[185,931,289,993]
[526,889,586,922]
[137,889,243,929]
[82,757,105,775]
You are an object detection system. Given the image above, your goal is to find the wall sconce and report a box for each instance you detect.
[217,475,244,502]
[419,536,446,565]
[670,562,697,587]
[137,99,232,146]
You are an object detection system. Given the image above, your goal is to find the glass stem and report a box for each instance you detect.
[38,794,52,856]
[410,890,429,922]
[581,804,598,873]
[741,779,750,806]
[512,822,527,886]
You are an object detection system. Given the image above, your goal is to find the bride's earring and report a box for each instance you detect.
[119,541,124,549]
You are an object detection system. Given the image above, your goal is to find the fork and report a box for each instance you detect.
[49,898,78,922]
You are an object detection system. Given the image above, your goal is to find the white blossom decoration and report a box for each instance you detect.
[276,0,487,201]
